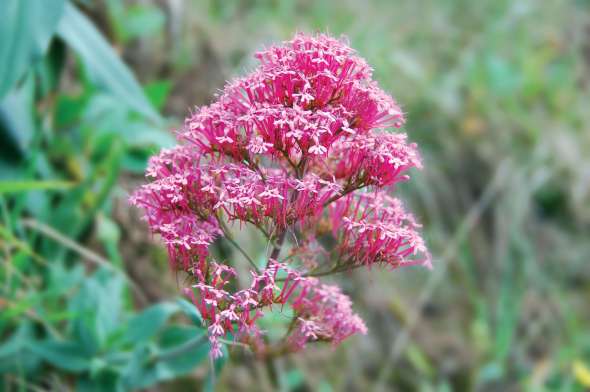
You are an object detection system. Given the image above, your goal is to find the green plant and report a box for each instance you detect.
[0,1,220,390]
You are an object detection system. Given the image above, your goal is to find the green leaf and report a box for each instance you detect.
[0,322,41,374]
[176,297,204,326]
[28,339,92,373]
[107,1,165,43]
[56,2,161,123]
[122,122,176,148]
[157,326,209,376]
[77,370,124,392]
[0,180,74,194]
[0,0,66,98]
[47,261,85,296]
[96,214,121,244]
[121,345,161,389]
[0,71,36,161]
[82,93,174,148]
[121,325,209,389]
[69,268,125,353]
[144,80,172,110]
[122,302,179,344]
[54,90,92,128]
[0,322,33,358]
[123,5,166,42]
[36,39,67,96]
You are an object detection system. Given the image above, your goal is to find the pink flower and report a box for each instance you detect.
[247,136,273,154]
[330,192,431,269]
[289,279,367,350]
[132,33,429,359]
[328,132,422,187]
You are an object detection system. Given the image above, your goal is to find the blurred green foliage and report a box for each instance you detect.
[1,0,590,391]
[0,1,219,390]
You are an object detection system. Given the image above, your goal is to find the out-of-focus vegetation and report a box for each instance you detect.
[0,1,226,391]
[1,0,589,391]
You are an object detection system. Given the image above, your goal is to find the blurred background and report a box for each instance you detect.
[1,0,589,391]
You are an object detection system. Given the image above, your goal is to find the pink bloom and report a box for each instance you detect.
[328,132,422,187]
[289,279,367,350]
[247,136,274,154]
[330,192,431,268]
[132,33,429,359]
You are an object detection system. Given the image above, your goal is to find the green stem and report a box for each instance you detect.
[218,216,261,273]
[276,260,364,281]
[268,230,286,263]
[225,235,260,273]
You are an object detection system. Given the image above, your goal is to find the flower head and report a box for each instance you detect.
[289,278,368,350]
[132,33,429,359]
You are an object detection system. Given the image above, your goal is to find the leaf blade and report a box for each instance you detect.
[0,0,66,98]
[56,3,161,123]
[0,180,74,194]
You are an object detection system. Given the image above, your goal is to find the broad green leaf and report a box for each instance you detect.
[120,122,176,148]
[54,90,92,128]
[144,80,172,111]
[122,5,166,42]
[36,40,67,96]
[0,180,74,194]
[176,297,204,326]
[121,151,153,174]
[106,1,165,43]
[69,268,125,353]
[28,339,91,373]
[0,322,33,358]
[47,262,85,296]
[77,370,124,392]
[121,345,161,389]
[0,0,66,98]
[156,325,209,376]
[122,302,179,343]
[121,325,209,389]
[57,3,161,123]
[96,214,121,244]
[82,93,174,148]
[0,322,41,374]
[0,72,35,161]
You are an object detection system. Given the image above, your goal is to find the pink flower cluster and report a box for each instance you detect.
[132,33,430,358]
[289,279,367,350]
[182,260,365,358]
[330,192,431,269]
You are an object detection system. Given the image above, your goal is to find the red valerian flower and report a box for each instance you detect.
[132,33,430,358]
